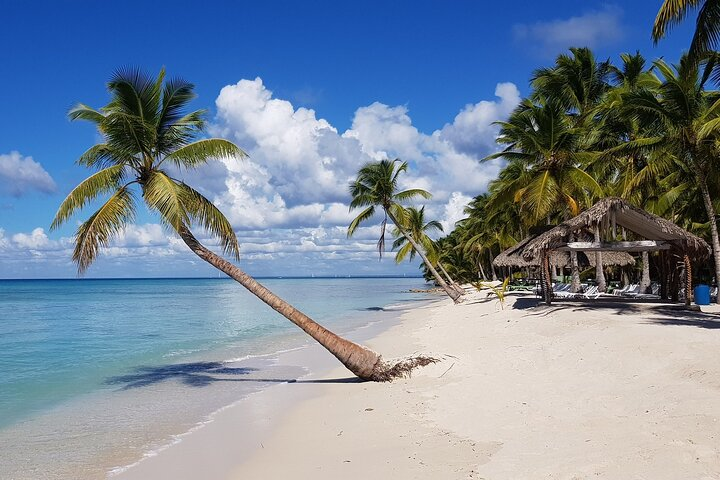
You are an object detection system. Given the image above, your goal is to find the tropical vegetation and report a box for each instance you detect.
[425,46,720,304]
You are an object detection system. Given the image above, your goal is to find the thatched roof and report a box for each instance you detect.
[494,236,635,267]
[521,197,710,261]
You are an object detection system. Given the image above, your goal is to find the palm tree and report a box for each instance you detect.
[653,0,720,63]
[391,206,463,294]
[622,56,720,302]
[51,68,436,380]
[486,99,603,224]
[531,47,612,122]
[348,159,461,303]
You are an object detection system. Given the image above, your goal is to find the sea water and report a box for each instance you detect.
[0,277,431,479]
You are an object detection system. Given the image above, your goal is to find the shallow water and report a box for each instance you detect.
[0,277,429,479]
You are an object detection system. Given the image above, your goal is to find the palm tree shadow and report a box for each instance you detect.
[105,361,364,390]
[647,308,720,329]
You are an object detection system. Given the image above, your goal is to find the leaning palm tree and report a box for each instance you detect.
[391,206,463,294]
[51,68,436,381]
[348,159,461,302]
[653,0,720,63]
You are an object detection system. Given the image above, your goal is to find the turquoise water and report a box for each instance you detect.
[0,277,430,478]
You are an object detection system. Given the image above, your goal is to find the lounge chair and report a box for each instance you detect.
[578,285,601,299]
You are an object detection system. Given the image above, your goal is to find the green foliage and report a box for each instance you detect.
[435,47,720,287]
[54,68,246,273]
[348,159,431,256]
[472,277,511,309]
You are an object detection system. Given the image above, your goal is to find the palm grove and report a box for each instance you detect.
[430,46,720,304]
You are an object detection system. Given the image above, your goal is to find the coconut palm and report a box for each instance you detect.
[348,159,461,302]
[51,68,435,380]
[391,206,463,294]
[531,47,612,122]
[621,56,720,302]
[653,0,720,63]
[486,99,603,224]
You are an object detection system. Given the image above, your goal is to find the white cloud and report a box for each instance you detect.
[0,151,56,197]
[12,227,50,249]
[439,83,521,156]
[205,77,516,237]
[440,192,473,232]
[513,5,624,56]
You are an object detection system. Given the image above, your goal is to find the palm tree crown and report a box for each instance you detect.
[391,206,443,264]
[348,159,431,256]
[52,67,243,272]
[653,0,720,62]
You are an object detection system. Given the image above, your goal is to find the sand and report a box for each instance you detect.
[117,290,720,479]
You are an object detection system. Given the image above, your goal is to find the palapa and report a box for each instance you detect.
[520,197,710,261]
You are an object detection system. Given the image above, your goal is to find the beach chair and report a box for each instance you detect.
[578,285,601,299]
[552,283,577,298]
[632,282,661,299]
[612,284,629,296]
[620,284,640,297]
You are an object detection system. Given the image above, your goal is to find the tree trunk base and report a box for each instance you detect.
[366,355,440,382]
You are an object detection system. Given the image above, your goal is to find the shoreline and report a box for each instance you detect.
[118,289,720,479]
[113,295,443,479]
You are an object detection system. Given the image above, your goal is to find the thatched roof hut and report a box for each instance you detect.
[494,235,635,268]
[521,197,710,261]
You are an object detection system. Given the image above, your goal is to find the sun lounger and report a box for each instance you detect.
[578,285,601,299]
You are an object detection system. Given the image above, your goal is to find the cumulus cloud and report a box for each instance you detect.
[203,76,515,242]
[439,83,521,156]
[440,192,474,232]
[0,151,56,197]
[12,228,51,249]
[513,5,624,56]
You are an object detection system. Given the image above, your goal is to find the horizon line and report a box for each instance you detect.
[0,275,427,281]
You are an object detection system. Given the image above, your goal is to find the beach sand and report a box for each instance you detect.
[117,290,720,479]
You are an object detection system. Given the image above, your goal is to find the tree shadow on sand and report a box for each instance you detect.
[105,361,363,390]
[647,308,720,329]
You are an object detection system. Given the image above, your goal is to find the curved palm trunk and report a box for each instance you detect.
[698,180,720,304]
[489,251,498,281]
[177,226,435,381]
[478,260,487,280]
[386,212,461,303]
[640,251,651,294]
[437,262,465,296]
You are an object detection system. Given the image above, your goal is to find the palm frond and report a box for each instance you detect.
[393,188,432,201]
[347,206,374,237]
[164,138,246,168]
[177,182,240,259]
[68,103,106,124]
[73,187,135,274]
[51,165,127,230]
[143,170,190,230]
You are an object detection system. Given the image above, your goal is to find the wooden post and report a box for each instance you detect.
[541,251,552,305]
[659,250,668,300]
[594,224,606,292]
[684,254,692,307]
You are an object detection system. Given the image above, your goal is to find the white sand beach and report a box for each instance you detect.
[118,290,720,479]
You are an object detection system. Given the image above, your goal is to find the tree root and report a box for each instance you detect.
[367,355,440,382]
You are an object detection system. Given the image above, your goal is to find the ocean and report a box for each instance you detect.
[0,277,431,479]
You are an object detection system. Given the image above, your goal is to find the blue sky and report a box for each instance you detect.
[0,1,695,278]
